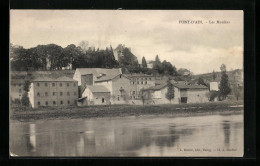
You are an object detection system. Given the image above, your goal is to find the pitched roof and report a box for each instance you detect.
[77,68,121,76]
[125,73,153,78]
[144,82,208,91]
[32,77,54,82]
[95,74,129,82]
[32,76,76,82]
[87,85,110,93]
[55,76,77,82]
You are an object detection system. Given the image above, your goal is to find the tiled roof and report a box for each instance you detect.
[125,73,153,78]
[55,76,77,82]
[95,74,130,82]
[32,76,76,82]
[32,77,54,82]
[77,68,122,82]
[144,82,208,91]
[87,85,110,93]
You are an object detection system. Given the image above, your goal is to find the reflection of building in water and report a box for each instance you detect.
[76,134,85,156]
[29,124,36,152]
[222,121,231,146]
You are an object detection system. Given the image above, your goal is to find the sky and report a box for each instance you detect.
[10,10,243,74]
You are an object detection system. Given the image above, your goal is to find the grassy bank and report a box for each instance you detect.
[10,100,243,122]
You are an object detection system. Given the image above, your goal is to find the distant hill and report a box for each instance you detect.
[192,69,243,85]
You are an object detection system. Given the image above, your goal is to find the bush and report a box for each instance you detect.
[208,91,220,101]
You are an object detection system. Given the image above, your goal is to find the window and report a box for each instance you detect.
[134,96,135,99]
[19,89,22,93]
[74,92,77,96]
[60,83,62,87]
[102,98,105,103]
[141,81,143,84]
[60,92,63,96]
[45,92,48,96]
[74,83,76,87]
[67,100,70,104]
[60,100,63,104]
[45,101,48,105]
[120,75,122,78]
[37,83,40,86]
[53,92,56,96]
[145,78,147,80]
[149,78,151,80]
[38,101,40,106]
[133,91,135,95]
[53,101,56,105]
[45,83,48,87]
[14,84,16,87]
[67,83,69,87]
[52,83,55,87]
[145,81,147,84]
[67,92,70,96]
[118,96,120,101]
[132,82,134,85]
[37,92,40,97]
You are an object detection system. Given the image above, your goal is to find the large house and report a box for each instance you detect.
[28,76,78,108]
[125,74,156,100]
[143,81,209,104]
[73,68,122,97]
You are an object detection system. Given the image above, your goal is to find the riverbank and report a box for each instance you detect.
[10,101,243,122]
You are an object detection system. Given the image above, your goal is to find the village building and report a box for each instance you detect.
[10,79,25,102]
[143,81,209,104]
[28,76,78,108]
[73,68,122,97]
[210,82,219,91]
[125,74,156,100]
[81,85,111,105]
[94,74,131,104]
[146,61,154,69]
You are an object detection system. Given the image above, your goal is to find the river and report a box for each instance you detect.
[10,113,243,157]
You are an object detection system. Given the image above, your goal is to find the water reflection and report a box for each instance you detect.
[10,114,243,157]
[222,120,231,146]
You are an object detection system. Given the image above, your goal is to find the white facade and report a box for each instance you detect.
[210,82,219,91]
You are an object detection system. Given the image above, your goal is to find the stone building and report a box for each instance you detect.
[125,74,156,100]
[28,76,78,108]
[81,85,111,105]
[10,79,25,102]
[73,68,122,97]
[94,74,131,104]
[143,81,209,104]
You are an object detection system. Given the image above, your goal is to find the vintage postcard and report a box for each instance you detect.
[9,10,244,157]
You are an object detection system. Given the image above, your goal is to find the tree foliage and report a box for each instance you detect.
[165,78,175,103]
[141,56,147,68]
[152,55,177,76]
[219,64,231,100]
[21,93,30,107]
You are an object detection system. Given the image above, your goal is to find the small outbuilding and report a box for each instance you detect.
[81,85,111,105]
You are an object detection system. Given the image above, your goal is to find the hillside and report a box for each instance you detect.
[192,69,243,85]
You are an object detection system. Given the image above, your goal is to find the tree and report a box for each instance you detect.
[21,93,30,107]
[165,78,175,103]
[141,56,147,68]
[153,55,162,73]
[78,40,89,53]
[21,80,31,107]
[213,70,216,81]
[233,85,241,101]
[219,64,231,100]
